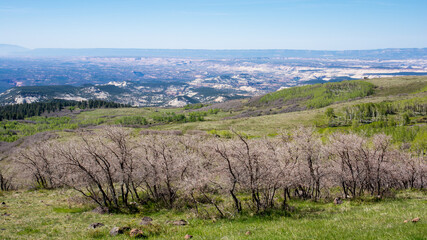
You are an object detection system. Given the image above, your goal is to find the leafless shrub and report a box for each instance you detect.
[327,132,423,198]
[136,134,196,208]
[328,133,369,198]
[14,142,58,189]
[213,131,295,212]
[55,127,139,210]
[290,127,326,200]
[10,125,426,214]
[0,169,13,191]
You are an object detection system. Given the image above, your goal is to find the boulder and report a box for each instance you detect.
[110,227,121,236]
[141,216,153,222]
[139,220,152,226]
[129,228,144,238]
[139,216,153,225]
[109,226,130,236]
[333,197,343,205]
[88,223,104,229]
[172,219,188,226]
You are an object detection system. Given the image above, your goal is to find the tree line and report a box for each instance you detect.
[5,127,426,217]
[0,99,131,121]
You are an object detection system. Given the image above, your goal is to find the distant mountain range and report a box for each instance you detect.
[0,44,28,55]
[1,44,426,59]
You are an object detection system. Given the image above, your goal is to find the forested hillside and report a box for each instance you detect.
[0,99,130,120]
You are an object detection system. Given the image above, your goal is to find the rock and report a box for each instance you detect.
[139,216,153,225]
[404,220,409,223]
[245,231,251,235]
[139,220,152,226]
[109,226,130,236]
[412,217,420,223]
[110,227,121,236]
[129,228,144,238]
[91,206,109,214]
[333,197,343,205]
[88,222,104,229]
[184,234,193,239]
[172,219,188,226]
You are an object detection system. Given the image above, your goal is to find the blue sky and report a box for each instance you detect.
[0,0,426,50]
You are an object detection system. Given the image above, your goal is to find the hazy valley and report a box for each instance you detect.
[1,46,426,107]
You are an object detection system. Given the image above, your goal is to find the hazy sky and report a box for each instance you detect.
[0,0,426,50]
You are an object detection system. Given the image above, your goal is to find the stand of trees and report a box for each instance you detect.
[7,127,426,216]
[328,100,427,127]
[0,99,131,120]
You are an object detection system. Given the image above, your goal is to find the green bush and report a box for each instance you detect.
[115,116,148,125]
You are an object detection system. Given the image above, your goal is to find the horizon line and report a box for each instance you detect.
[2,44,427,52]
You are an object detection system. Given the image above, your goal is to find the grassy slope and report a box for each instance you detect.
[259,80,375,108]
[1,76,426,141]
[152,76,427,135]
[0,190,425,240]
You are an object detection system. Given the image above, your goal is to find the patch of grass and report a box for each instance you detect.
[17,227,41,235]
[152,108,326,136]
[0,189,425,239]
[86,229,106,239]
[53,207,89,214]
